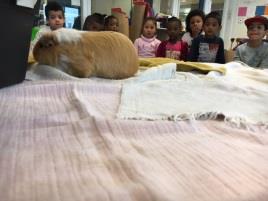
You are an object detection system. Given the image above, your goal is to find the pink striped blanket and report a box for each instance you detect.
[0,64,268,201]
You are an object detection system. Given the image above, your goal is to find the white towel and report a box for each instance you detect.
[117,62,268,128]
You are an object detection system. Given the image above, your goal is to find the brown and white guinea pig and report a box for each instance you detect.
[33,28,139,79]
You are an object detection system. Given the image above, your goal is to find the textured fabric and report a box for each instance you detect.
[234,41,268,68]
[156,40,188,61]
[1,63,268,201]
[26,64,80,81]
[118,62,268,127]
[139,57,226,74]
[26,63,176,83]
[134,35,161,58]
[189,35,225,64]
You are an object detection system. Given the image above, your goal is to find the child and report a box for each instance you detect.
[234,16,268,68]
[156,17,188,61]
[182,9,205,48]
[188,11,225,64]
[30,1,65,51]
[104,15,119,32]
[134,17,161,58]
[83,13,106,31]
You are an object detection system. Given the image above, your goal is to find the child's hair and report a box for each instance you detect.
[142,17,157,28]
[140,17,157,36]
[204,11,222,26]
[167,17,183,28]
[104,15,118,27]
[83,13,106,30]
[45,2,64,19]
[185,9,205,33]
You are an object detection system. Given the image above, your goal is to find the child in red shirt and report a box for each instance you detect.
[156,17,188,60]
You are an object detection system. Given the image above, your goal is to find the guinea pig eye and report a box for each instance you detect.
[47,41,53,47]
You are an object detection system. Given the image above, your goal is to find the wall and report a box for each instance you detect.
[153,0,161,14]
[221,0,268,49]
[233,0,268,38]
[91,0,161,17]
[91,0,132,16]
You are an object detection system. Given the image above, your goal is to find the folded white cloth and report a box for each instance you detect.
[117,62,268,128]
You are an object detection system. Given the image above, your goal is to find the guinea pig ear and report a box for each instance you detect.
[37,33,59,49]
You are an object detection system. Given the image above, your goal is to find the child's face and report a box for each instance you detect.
[203,17,221,38]
[106,18,119,32]
[48,10,65,30]
[190,15,203,34]
[247,22,267,41]
[167,21,181,42]
[142,20,156,38]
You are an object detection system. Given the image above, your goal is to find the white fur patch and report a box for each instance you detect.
[54,28,82,44]
[57,54,70,73]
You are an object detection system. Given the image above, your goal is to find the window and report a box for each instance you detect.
[160,0,174,15]
[65,6,80,28]
[179,0,199,28]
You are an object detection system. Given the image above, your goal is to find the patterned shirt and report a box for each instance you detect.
[156,40,188,61]
[189,35,225,64]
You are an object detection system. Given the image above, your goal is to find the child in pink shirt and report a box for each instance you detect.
[156,17,188,61]
[134,17,161,58]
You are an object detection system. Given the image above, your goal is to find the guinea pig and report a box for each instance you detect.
[33,28,139,79]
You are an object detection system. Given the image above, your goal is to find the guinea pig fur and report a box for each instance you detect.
[33,28,139,79]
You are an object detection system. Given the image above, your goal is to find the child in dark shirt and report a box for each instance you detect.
[188,11,225,64]
[156,17,188,61]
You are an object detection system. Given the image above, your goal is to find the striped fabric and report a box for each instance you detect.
[0,78,268,201]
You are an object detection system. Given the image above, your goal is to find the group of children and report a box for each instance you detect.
[83,13,119,32]
[135,10,268,68]
[135,10,225,64]
[32,1,268,69]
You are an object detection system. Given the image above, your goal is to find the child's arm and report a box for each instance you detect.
[215,38,225,64]
[188,38,199,61]
[156,41,167,57]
